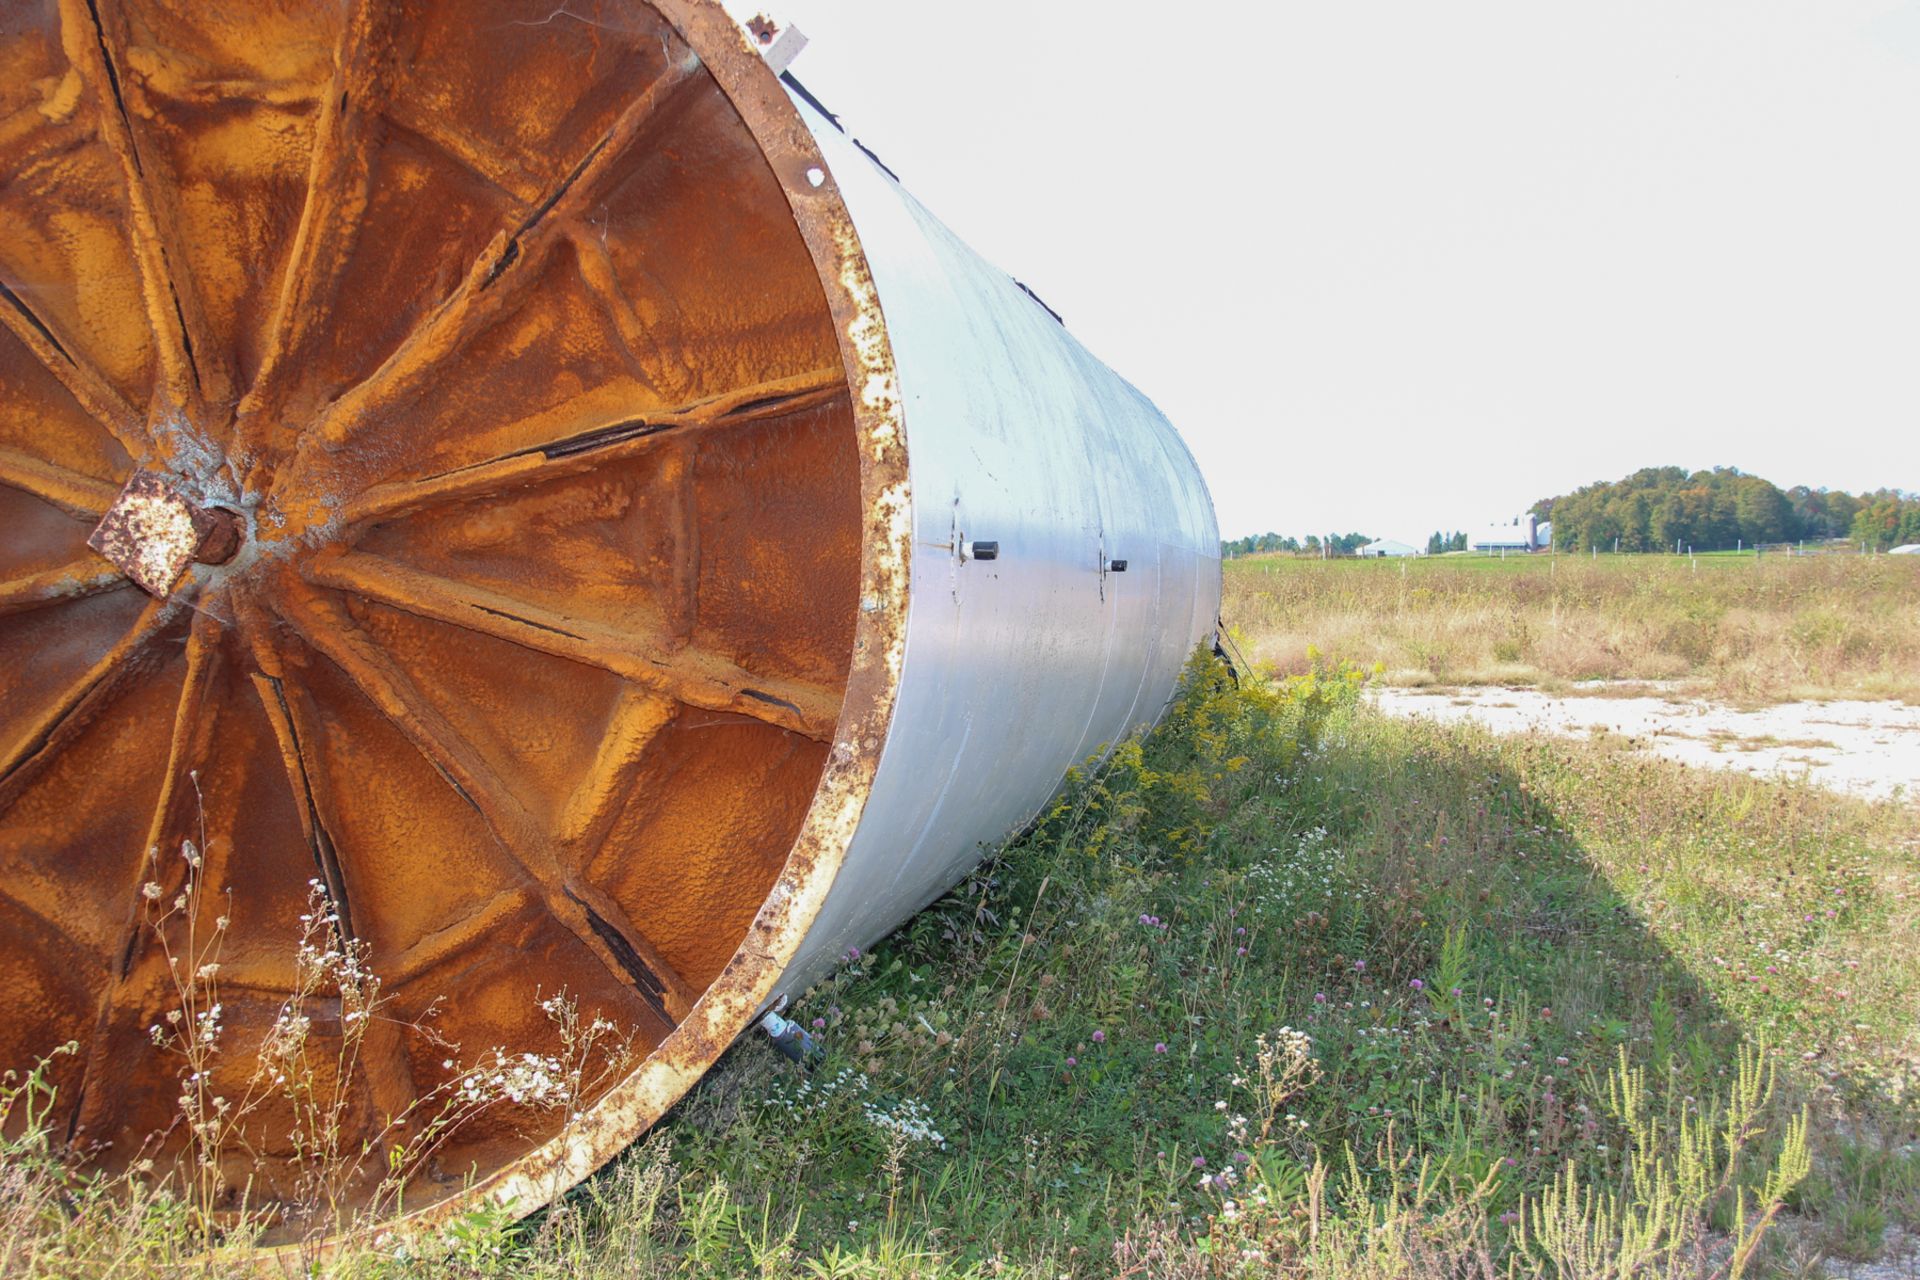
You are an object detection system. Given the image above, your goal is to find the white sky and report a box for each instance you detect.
[736,1,1920,543]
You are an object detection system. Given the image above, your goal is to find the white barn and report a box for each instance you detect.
[1470,514,1545,553]
[1359,539,1420,558]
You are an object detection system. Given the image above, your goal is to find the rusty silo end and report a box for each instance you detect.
[0,0,1220,1241]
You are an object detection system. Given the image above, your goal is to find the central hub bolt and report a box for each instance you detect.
[193,506,244,566]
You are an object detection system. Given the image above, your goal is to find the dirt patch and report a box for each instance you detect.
[1372,685,1920,804]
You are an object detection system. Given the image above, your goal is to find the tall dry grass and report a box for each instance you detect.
[1225,553,1920,702]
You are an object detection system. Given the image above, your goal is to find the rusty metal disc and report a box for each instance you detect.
[0,0,907,1241]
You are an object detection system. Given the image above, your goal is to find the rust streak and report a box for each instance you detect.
[0,278,146,454]
[377,893,523,988]
[377,104,544,205]
[556,685,674,857]
[0,596,181,815]
[0,884,85,951]
[58,0,230,415]
[0,446,121,519]
[69,606,216,1145]
[483,49,701,287]
[238,0,391,448]
[305,53,702,454]
[658,440,698,639]
[566,223,692,402]
[134,609,217,931]
[251,671,357,937]
[339,366,843,527]
[278,592,693,1029]
[305,551,840,740]
[0,557,129,617]
[122,72,321,110]
[250,664,421,1130]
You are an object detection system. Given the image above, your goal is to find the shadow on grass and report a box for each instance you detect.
[625,661,1915,1272]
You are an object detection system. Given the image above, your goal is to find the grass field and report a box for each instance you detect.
[8,657,1917,1277]
[1225,552,1920,704]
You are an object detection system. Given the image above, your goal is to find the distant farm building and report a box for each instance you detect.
[1893,544,1920,556]
[1470,515,1548,553]
[1359,539,1420,558]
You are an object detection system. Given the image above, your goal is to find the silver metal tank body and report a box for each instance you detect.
[771,89,1223,1001]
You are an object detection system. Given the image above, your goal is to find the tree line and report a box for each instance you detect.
[1533,467,1919,553]
[1221,531,1372,558]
